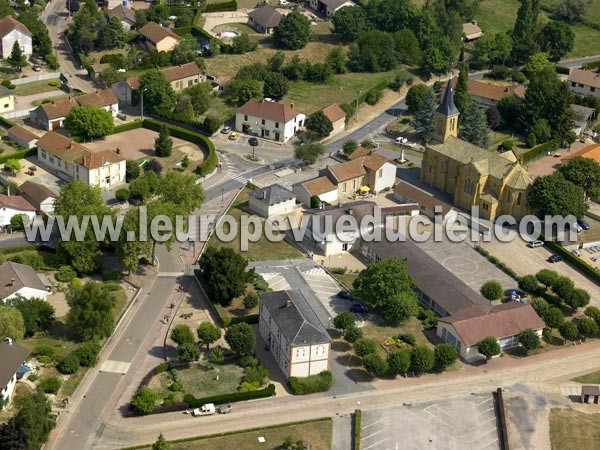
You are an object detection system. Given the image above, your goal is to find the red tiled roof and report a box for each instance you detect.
[0,194,36,212]
[563,143,600,163]
[7,126,38,143]
[126,63,201,90]
[237,98,301,123]
[0,16,31,39]
[301,176,337,196]
[321,104,346,123]
[36,89,117,120]
[138,21,181,44]
[37,131,124,169]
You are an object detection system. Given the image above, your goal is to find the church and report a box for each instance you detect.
[420,80,532,220]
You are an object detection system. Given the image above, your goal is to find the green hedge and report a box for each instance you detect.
[184,383,275,408]
[0,244,41,255]
[0,116,16,129]
[340,78,391,123]
[230,314,259,325]
[110,120,143,134]
[555,66,570,75]
[521,138,560,164]
[582,60,600,70]
[204,1,237,12]
[354,409,362,450]
[474,246,520,281]
[288,371,332,395]
[0,148,36,164]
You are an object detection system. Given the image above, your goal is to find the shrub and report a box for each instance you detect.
[420,309,438,330]
[343,326,363,343]
[171,324,195,345]
[115,189,130,202]
[410,345,435,373]
[239,381,260,392]
[365,89,383,106]
[38,377,62,394]
[177,342,200,362]
[239,356,259,368]
[536,269,559,288]
[578,317,599,336]
[243,292,259,310]
[559,321,579,342]
[57,353,80,374]
[101,271,121,281]
[27,373,38,382]
[543,307,565,329]
[211,346,225,364]
[518,328,541,353]
[34,345,56,358]
[244,364,268,385]
[519,275,539,293]
[387,349,411,376]
[132,386,158,414]
[37,356,52,365]
[330,267,347,274]
[531,297,549,316]
[585,306,600,323]
[354,338,378,358]
[333,312,356,331]
[74,341,101,367]
[477,337,501,360]
[399,333,416,346]
[104,282,121,292]
[184,384,276,408]
[565,288,590,309]
[288,371,332,395]
[434,343,457,368]
[363,353,388,377]
[480,280,503,301]
[154,363,170,374]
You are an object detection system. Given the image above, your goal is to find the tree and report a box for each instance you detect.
[5,159,21,175]
[13,392,55,450]
[57,353,80,374]
[480,280,503,301]
[343,140,358,155]
[559,156,600,200]
[74,340,101,367]
[332,312,356,331]
[555,0,593,21]
[354,338,378,358]
[196,322,221,350]
[187,82,212,116]
[565,288,590,309]
[243,292,259,309]
[171,324,195,346]
[518,328,541,352]
[305,111,333,140]
[154,125,173,157]
[225,322,255,356]
[64,105,114,139]
[454,63,471,117]
[552,277,574,301]
[0,305,25,340]
[8,297,55,337]
[177,342,200,362]
[343,326,363,343]
[332,6,367,42]
[171,36,198,65]
[232,34,258,54]
[497,95,525,131]
[531,297,550,315]
[559,321,579,342]
[578,317,599,336]
[157,171,205,214]
[459,101,490,148]
[387,349,411,376]
[126,160,140,181]
[511,0,541,64]
[519,275,539,293]
[543,306,565,329]
[294,142,324,165]
[274,11,312,50]
[67,282,116,341]
[473,32,512,66]
[536,269,559,288]
[199,247,249,306]
[393,29,421,65]
[226,78,262,105]
[353,257,418,321]
[132,386,157,414]
[9,214,27,233]
[263,72,289,100]
[138,70,176,116]
[383,294,420,324]
[434,343,457,368]
[412,87,436,141]
[0,418,27,450]
[38,377,62,394]
[410,345,435,373]
[348,30,398,72]
[152,433,171,450]
[528,173,587,218]
[363,353,388,377]
[530,119,551,143]
[7,41,27,70]
[585,306,600,324]
[326,46,346,74]
[406,84,430,114]
[477,336,501,359]
[541,21,575,61]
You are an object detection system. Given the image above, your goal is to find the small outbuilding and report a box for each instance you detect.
[581,385,600,404]
[7,126,38,149]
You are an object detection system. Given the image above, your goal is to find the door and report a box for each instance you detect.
[275,132,280,141]
[51,120,60,130]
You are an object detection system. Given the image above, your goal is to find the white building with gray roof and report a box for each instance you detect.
[259,290,331,377]
[248,184,298,218]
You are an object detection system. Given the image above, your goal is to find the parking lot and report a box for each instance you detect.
[361,395,501,450]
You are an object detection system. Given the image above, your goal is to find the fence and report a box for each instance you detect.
[2,107,36,119]
[11,72,61,85]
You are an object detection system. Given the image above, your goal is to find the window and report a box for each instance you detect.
[295,348,306,359]
[579,83,584,88]
[378,169,383,178]
[341,183,346,192]
[275,122,279,128]
[261,119,265,125]
[49,156,54,164]
[592,87,596,92]
[41,150,46,159]
[482,202,489,211]
[3,104,7,108]
[572,82,576,87]
[517,192,522,206]
[264,130,270,137]
[244,115,248,121]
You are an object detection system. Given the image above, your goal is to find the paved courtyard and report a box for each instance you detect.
[361,395,501,450]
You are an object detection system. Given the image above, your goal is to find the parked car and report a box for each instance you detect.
[571,222,583,233]
[32,64,41,72]
[191,403,215,416]
[350,303,369,313]
[528,240,544,248]
[338,290,354,300]
[577,218,591,230]
[228,132,238,140]
[248,137,259,147]
[548,255,563,263]
[221,125,232,134]
[572,249,582,257]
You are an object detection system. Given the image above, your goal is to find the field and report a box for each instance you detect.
[549,408,600,450]
[573,371,600,385]
[361,317,434,358]
[13,80,61,96]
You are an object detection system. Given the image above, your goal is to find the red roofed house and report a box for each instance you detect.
[235,98,306,142]
[563,143,600,164]
[0,16,32,59]
[36,131,126,188]
[320,104,346,138]
[7,126,38,149]
[0,194,36,227]
[138,21,181,52]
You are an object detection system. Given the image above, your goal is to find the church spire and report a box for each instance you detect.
[436,74,460,117]
[432,74,460,143]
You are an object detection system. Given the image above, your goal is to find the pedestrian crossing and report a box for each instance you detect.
[260,272,280,281]
[302,267,329,277]
[257,272,290,291]
[221,154,249,184]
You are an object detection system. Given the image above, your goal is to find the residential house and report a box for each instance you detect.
[359,234,544,362]
[0,194,36,228]
[293,176,338,207]
[7,126,38,149]
[444,78,525,108]
[108,4,136,31]
[393,180,458,224]
[570,104,595,138]
[29,89,119,130]
[36,131,126,188]
[568,68,600,99]
[248,6,282,34]
[462,20,483,41]
[236,98,306,142]
[89,63,111,83]
[420,80,532,220]
[248,184,298,217]
[309,0,357,17]
[0,261,48,302]
[563,143,600,164]
[18,181,56,215]
[0,16,32,59]
[259,290,331,377]
[138,21,181,52]
[320,104,346,138]
[0,84,14,114]
[112,63,204,105]
[0,338,30,407]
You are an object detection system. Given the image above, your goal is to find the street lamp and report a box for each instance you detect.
[140,88,147,121]
[249,137,259,159]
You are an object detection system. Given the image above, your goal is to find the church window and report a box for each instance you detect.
[516,192,522,206]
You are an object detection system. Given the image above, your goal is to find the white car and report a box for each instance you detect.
[116,68,126,73]
[280,0,289,4]
[528,240,544,248]
[395,137,408,145]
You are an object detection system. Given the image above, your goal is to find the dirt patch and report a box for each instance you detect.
[504,385,551,450]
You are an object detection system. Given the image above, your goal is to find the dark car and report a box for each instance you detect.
[350,303,369,314]
[248,137,259,147]
[577,218,591,230]
[337,290,354,300]
[548,255,563,263]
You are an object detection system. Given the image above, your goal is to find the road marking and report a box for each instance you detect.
[362,417,386,429]
[100,360,131,374]
[302,267,329,277]
[361,428,387,440]
[361,438,388,450]
[158,272,184,277]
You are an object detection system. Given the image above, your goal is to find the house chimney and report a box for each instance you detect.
[3,337,12,345]
[10,278,15,286]
[285,299,292,307]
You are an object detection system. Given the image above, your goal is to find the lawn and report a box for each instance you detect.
[550,408,600,450]
[331,272,359,290]
[361,317,433,359]
[13,80,62,96]
[137,419,332,450]
[209,188,303,261]
[572,371,600,385]
[213,23,258,35]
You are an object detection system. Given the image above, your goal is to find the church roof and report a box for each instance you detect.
[436,77,460,117]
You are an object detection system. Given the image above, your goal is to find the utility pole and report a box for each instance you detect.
[355,89,361,122]
[140,89,145,121]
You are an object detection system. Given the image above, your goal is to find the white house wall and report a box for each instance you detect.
[0,206,35,227]
[1,371,17,405]
[2,29,32,59]
[570,81,600,99]
[235,112,305,142]
[3,287,47,303]
[373,162,397,192]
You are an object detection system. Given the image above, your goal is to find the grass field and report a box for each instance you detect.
[162,419,332,450]
[572,371,600,384]
[208,188,303,260]
[13,80,61,96]
[550,408,600,450]
[361,317,433,358]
